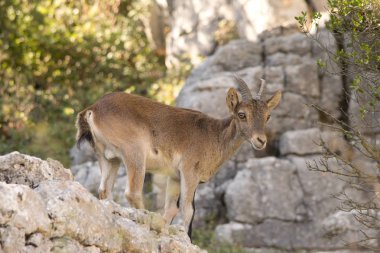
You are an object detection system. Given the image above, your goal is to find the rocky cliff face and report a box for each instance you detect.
[0,152,204,253]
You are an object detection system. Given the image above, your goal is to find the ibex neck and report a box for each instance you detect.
[218,117,244,158]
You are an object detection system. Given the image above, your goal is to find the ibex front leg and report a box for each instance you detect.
[122,149,146,209]
[180,168,199,238]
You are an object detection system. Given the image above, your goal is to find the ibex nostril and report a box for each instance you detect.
[257,137,266,145]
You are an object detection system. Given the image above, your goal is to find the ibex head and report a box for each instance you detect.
[226,76,282,150]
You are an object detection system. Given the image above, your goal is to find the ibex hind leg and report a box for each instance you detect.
[163,176,180,225]
[122,150,146,209]
[104,158,120,199]
[98,155,120,200]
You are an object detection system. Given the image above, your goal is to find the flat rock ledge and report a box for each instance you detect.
[0,152,205,253]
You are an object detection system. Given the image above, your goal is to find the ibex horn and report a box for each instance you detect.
[255,78,266,100]
[234,75,252,102]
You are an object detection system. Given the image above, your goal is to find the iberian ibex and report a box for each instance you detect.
[75,76,281,237]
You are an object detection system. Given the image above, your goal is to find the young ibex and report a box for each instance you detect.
[75,76,281,236]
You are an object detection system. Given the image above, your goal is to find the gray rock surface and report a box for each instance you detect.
[0,153,205,253]
[225,158,305,224]
[279,128,322,155]
[215,157,372,250]
[0,151,72,188]
[165,0,318,67]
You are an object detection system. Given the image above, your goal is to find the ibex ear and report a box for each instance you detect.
[266,90,282,112]
[226,88,239,113]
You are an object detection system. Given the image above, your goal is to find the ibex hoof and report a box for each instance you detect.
[98,189,107,200]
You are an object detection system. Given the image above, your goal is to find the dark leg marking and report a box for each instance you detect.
[176,193,180,208]
[188,190,197,241]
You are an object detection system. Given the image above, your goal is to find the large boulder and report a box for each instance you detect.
[224,157,305,224]
[279,128,323,156]
[0,153,205,253]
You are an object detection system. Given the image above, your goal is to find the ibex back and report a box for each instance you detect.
[75,76,281,237]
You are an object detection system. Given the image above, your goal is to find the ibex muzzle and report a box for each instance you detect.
[75,76,281,239]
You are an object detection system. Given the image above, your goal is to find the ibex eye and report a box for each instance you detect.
[238,112,246,119]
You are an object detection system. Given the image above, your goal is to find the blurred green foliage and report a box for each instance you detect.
[327,0,380,115]
[192,228,247,253]
[0,0,184,165]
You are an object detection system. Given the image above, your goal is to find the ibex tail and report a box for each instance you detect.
[75,110,95,149]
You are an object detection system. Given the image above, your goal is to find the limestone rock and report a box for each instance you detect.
[215,222,252,245]
[193,182,221,228]
[177,74,236,118]
[0,152,72,188]
[0,182,50,234]
[268,92,319,135]
[225,157,305,224]
[285,60,320,97]
[235,0,308,41]
[0,153,205,253]
[166,0,309,67]
[279,128,351,157]
[215,217,368,250]
[215,154,374,250]
[206,40,262,74]
[279,128,322,155]
[287,155,346,201]
[287,155,347,219]
[166,0,235,67]
[312,30,343,119]
[266,52,305,66]
[35,181,125,251]
[264,32,311,56]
